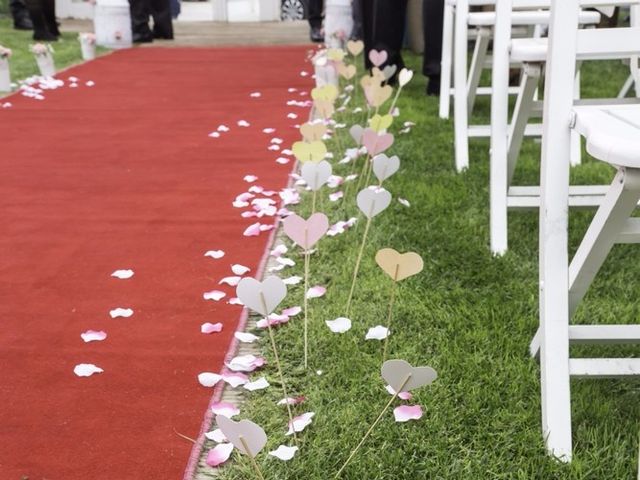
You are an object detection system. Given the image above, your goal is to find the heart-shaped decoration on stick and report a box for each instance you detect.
[300,122,327,142]
[357,187,392,219]
[311,84,339,102]
[216,415,267,458]
[365,83,393,108]
[398,68,413,87]
[336,359,438,477]
[338,63,357,80]
[282,213,329,250]
[292,140,327,163]
[236,276,287,316]
[381,359,437,393]
[372,154,400,183]
[368,49,388,67]
[301,160,332,191]
[350,125,364,145]
[369,114,393,133]
[375,248,423,281]
[362,129,394,156]
[382,64,397,81]
[347,39,364,56]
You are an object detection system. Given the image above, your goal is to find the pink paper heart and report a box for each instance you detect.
[368,49,388,67]
[282,213,329,250]
[362,128,394,156]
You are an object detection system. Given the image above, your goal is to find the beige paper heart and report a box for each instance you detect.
[292,140,327,162]
[300,122,327,142]
[375,248,423,281]
[365,83,393,108]
[338,63,357,80]
[314,99,335,120]
[216,415,267,458]
[347,39,364,56]
[381,359,437,393]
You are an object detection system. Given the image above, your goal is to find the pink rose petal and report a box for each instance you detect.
[211,401,240,417]
[306,285,326,299]
[231,264,251,275]
[286,412,315,435]
[222,372,249,388]
[385,385,412,400]
[80,330,107,343]
[393,405,423,422]
[281,306,302,317]
[244,175,258,183]
[269,445,298,461]
[74,363,103,377]
[198,372,222,387]
[277,396,306,406]
[201,322,223,334]
[205,428,227,442]
[203,290,226,301]
[219,276,242,286]
[204,250,225,259]
[206,443,234,467]
[234,331,259,343]
[243,223,261,237]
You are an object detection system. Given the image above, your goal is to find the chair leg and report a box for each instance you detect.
[439,1,454,119]
[507,63,541,183]
[453,0,469,172]
[467,27,491,117]
[568,168,640,316]
[617,73,634,99]
[570,70,582,167]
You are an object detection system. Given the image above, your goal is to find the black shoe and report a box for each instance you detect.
[33,30,58,41]
[310,26,323,43]
[14,17,34,30]
[132,32,154,43]
[426,75,440,96]
[152,29,173,39]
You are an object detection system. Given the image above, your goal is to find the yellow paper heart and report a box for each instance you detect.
[347,39,364,56]
[375,248,424,281]
[300,122,327,142]
[311,84,339,103]
[314,99,335,120]
[292,140,327,163]
[366,83,393,108]
[371,67,386,84]
[369,114,393,132]
[337,63,357,80]
[327,48,346,62]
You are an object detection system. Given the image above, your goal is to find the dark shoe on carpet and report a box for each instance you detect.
[133,32,154,43]
[426,75,441,96]
[152,31,174,40]
[14,17,34,30]
[310,27,324,43]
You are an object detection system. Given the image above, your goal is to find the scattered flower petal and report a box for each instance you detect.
[235,331,260,343]
[286,412,315,435]
[243,223,261,236]
[365,325,389,340]
[244,175,258,183]
[281,306,302,317]
[111,269,134,279]
[211,401,240,417]
[283,276,302,285]
[237,120,250,127]
[250,92,262,98]
[198,372,222,387]
[226,354,265,372]
[262,127,275,133]
[243,377,270,391]
[306,285,326,299]
[399,198,411,207]
[205,250,225,259]
[201,322,223,334]
[205,428,227,443]
[74,363,103,377]
[219,276,242,286]
[203,290,226,301]
[271,244,288,257]
[325,317,351,333]
[278,396,306,406]
[222,372,249,387]
[329,191,343,202]
[231,264,251,275]
[80,330,107,343]
[206,443,234,467]
[110,308,133,318]
[386,385,412,400]
[394,405,423,422]
[269,445,298,461]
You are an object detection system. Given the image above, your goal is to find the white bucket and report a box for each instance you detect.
[35,53,56,77]
[324,0,353,49]
[94,0,132,49]
[0,57,10,92]
[313,50,338,87]
[80,39,96,60]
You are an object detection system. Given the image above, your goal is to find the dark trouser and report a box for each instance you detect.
[307,0,323,29]
[423,0,444,78]
[351,0,363,40]
[361,0,409,72]
[129,0,173,37]
[10,0,30,24]
[23,0,58,37]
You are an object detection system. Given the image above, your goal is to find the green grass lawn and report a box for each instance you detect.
[210,54,640,479]
[0,16,107,84]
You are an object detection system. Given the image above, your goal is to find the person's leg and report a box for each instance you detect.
[129,0,153,42]
[307,0,324,42]
[10,0,33,30]
[351,0,363,40]
[150,0,173,39]
[23,0,56,40]
[362,0,409,76]
[41,0,59,36]
[423,0,444,95]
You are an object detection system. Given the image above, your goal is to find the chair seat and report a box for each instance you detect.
[510,37,548,62]
[468,9,600,27]
[573,103,640,168]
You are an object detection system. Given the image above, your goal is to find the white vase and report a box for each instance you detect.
[324,0,353,49]
[80,39,96,60]
[94,0,132,49]
[35,52,56,77]
[313,50,339,88]
[0,57,10,92]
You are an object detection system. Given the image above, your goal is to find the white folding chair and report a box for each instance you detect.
[451,0,601,172]
[534,0,640,460]
[489,0,640,255]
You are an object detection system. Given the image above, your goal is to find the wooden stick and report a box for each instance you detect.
[382,265,400,362]
[239,435,266,480]
[259,293,297,442]
[345,212,373,317]
[303,229,310,369]
[387,85,403,116]
[334,373,412,478]
[312,189,317,215]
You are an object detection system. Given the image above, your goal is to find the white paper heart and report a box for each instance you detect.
[372,154,400,183]
[356,187,392,219]
[350,125,364,145]
[301,160,332,191]
[398,68,414,87]
[381,359,437,393]
[382,64,397,81]
[236,276,287,316]
[216,415,267,458]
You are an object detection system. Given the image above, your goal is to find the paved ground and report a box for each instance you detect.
[61,18,310,46]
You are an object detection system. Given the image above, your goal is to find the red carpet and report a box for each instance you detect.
[0,46,310,479]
